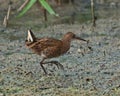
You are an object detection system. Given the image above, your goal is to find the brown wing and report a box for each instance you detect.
[27,38,63,58]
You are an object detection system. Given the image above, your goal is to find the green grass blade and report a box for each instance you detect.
[38,0,59,16]
[17,0,37,18]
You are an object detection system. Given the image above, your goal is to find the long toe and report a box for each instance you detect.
[59,64,64,70]
[50,61,64,70]
[55,61,64,70]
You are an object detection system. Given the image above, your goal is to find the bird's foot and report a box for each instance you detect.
[50,61,64,70]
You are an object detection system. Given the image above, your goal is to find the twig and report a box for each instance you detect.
[55,0,61,6]
[3,5,11,27]
[43,8,47,21]
[3,16,7,27]
[6,5,11,20]
[91,0,96,27]
[69,0,74,5]
[17,0,29,12]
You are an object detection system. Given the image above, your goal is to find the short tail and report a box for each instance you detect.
[27,29,36,42]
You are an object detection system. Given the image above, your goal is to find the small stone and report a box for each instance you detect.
[77,49,82,53]
[0,93,4,96]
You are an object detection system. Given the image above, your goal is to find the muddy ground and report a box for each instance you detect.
[0,1,120,96]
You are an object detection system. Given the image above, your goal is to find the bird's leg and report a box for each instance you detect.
[40,58,48,74]
[41,59,64,70]
[40,58,64,74]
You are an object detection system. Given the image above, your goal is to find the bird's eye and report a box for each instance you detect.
[73,34,75,38]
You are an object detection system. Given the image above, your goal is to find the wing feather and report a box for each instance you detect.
[27,38,63,57]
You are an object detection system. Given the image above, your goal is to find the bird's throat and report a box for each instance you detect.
[61,39,71,54]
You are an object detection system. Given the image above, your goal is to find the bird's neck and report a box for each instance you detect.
[61,37,72,54]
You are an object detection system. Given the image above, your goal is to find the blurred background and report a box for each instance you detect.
[0,0,120,28]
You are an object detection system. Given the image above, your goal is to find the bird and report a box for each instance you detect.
[25,29,89,74]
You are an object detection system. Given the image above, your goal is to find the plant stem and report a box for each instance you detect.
[91,0,96,27]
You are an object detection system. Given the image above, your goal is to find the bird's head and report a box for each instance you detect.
[63,32,89,43]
